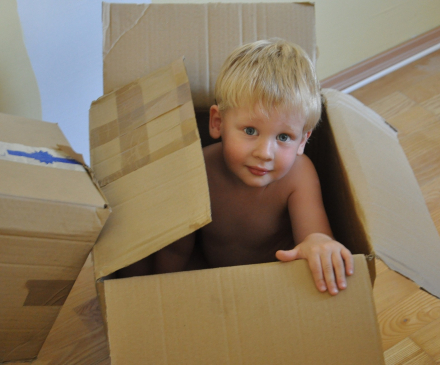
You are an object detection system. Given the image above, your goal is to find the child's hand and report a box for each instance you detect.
[275,233,354,295]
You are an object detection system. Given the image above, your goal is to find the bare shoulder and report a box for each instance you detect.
[291,154,315,174]
[281,154,319,192]
[202,142,225,182]
[202,142,222,162]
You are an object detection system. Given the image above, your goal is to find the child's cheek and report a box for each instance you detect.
[222,141,242,168]
[225,135,246,161]
[277,149,297,172]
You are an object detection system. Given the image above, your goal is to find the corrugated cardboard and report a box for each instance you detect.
[90,2,439,363]
[0,113,110,362]
[105,255,383,365]
[90,58,211,279]
[321,89,440,297]
[102,2,317,110]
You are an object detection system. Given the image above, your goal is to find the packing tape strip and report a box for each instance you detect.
[0,142,85,172]
[23,280,75,306]
[89,81,192,150]
[97,118,198,187]
[91,60,197,187]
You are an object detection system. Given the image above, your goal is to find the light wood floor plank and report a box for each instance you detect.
[387,105,439,138]
[376,259,391,276]
[399,122,440,188]
[373,269,420,315]
[385,337,436,365]
[411,317,440,362]
[421,94,440,116]
[378,290,440,351]
[401,73,440,104]
[420,177,440,236]
[369,91,416,120]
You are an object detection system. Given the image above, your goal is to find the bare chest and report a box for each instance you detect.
[208,186,289,235]
[200,144,297,266]
[200,179,294,266]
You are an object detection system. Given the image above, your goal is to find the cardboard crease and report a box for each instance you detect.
[23,280,75,306]
[102,3,150,61]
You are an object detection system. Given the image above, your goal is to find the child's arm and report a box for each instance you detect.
[154,232,195,274]
[276,155,354,295]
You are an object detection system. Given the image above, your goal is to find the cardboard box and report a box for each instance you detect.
[89,2,440,364]
[0,113,110,362]
[90,61,383,364]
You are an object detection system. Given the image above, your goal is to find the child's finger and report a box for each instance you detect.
[308,255,327,293]
[341,247,354,276]
[321,253,338,295]
[331,251,347,290]
[275,248,299,262]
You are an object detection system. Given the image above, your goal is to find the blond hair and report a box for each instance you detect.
[214,39,321,132]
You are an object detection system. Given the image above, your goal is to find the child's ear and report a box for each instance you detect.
[209,105,223,139]
[297,131,312,155]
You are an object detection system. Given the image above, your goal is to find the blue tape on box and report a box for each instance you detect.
[0,142,85,172]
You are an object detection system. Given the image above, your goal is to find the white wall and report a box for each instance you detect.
[314,0,440,79]
[0,0,41,119]
[1,0,440,164]
[15,0,149,164]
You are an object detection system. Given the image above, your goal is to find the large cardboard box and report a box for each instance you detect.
[89,3,440,364]
[0,113,110,362]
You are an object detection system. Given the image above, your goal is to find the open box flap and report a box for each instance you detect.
[90,59,211,279]
[102,2,316,111]
[104,255,384,365]
[322,88,440,298]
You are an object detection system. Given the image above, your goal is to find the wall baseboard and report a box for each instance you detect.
[321,26,440,91]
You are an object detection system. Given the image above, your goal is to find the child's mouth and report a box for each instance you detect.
[247,166,270,176]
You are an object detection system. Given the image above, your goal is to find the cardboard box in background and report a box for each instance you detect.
[88,2,440,364]
[102,2,317,109]
[0,113,110,362]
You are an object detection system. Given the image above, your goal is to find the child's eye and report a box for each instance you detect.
[277,133,291,142]
[244,127,257,136]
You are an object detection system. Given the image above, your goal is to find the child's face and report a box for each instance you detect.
[210,104,311,188]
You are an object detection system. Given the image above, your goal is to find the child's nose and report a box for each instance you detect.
[253,139,274,161]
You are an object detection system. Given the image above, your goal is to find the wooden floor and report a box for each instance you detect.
[11,50,440,365]
[351,49,440,364]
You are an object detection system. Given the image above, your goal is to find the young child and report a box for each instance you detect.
[120,39,354,296]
